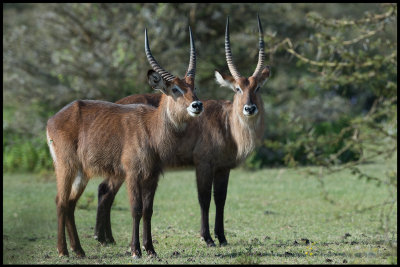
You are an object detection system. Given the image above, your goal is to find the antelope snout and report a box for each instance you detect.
[187,101,203,117]
[243,104,258,117]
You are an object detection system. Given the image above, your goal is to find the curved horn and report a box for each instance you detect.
[145,28,175,82]
[186,26,196,79]
[252,14,266,78]
[225,16,241,81]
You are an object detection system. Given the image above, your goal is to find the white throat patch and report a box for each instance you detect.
[166,100,187,131]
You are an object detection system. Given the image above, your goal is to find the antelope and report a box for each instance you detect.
[46,26,203,258]
[94,15,270,247]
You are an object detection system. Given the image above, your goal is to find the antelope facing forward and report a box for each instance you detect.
[94,15,270,247]
[46,26,203,258]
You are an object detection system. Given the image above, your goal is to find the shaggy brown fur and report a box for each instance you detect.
[47,71,202,258]
[94,66,270,247]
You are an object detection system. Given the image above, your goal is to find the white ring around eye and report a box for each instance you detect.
[172,86,184,95]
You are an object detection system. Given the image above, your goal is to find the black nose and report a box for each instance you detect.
[192,101,203,111]
[245,105,256,114]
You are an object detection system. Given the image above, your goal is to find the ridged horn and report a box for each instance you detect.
[225,16,241,81]
[252,14,266,78]
[145,28,175,82]
[186,26,196,79]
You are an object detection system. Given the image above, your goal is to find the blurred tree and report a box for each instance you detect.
[245,3,397,168]
[281,3,397,167]
[3,3,396,173]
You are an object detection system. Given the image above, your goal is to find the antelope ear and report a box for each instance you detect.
[147,70,168,94]
[215,70,236,91]
[257,66,271,87]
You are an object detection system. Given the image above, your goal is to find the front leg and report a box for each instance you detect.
[141,172,160,257]
[196,163,216,247]
[213,168,230,246]
[126,175,142,258]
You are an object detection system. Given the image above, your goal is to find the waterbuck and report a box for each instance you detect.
[46,26,203,258]
[95,15,270,247]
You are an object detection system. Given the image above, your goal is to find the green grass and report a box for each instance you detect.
[3,159,397,264]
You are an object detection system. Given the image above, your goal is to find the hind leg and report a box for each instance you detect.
[55,165,75,257]
[65,170,88,257]
[95,177,124,244]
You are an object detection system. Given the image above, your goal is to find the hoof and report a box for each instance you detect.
[217,236,228,246]
[215,233,228,246]
[205,239,216,247]
[219,240,228,246]
[72,248,86,258]
[99,240,115,246]
[146,250,157,258]
[207,241,216,247]
[94,234,104,243]
[74,252,86,258]
[95,235,115,245]
[131,253,142,259]
[201,236,216,247]
[131,248,142,259]
[58,250,69,257]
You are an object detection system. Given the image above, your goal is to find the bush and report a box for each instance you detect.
[3,131,53,173]
[244,115,361,169]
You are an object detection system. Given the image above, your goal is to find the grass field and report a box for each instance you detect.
[3,159,397,264]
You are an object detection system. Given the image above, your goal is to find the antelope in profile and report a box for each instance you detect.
[94,15,270,247]
[46,26,202,258]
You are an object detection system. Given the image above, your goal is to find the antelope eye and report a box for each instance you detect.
[236,87,242,93]
[255,86,260,93]
[172,87,179,94]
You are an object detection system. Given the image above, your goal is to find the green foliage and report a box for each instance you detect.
[3,130,53,173]
[243,3,396,169]
[245,114,362,169]
[2,3,397,173]
[300,116,361,165]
